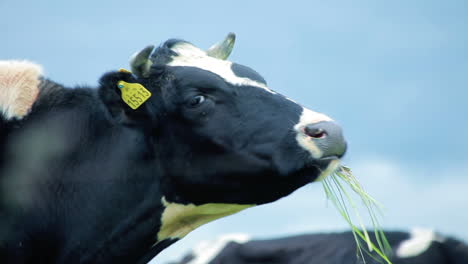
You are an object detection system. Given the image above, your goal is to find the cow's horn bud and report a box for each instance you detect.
[129,45,155,77]
[206,33,236,60]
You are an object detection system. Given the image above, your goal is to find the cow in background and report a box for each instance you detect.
[0,33,346,263]
[167,230,468,264]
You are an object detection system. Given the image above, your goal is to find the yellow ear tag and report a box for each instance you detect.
[117,81,152,110]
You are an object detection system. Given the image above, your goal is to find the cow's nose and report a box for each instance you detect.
[303,121,347,158]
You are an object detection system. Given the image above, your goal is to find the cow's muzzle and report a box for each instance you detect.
[296,120,347,160]
[303,121,346,159]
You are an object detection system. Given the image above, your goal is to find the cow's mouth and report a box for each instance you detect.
[315,158,341,181]
[294,157,341,183]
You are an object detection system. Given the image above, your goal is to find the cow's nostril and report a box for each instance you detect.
[304,126,327,139]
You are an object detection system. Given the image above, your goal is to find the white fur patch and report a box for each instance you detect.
[187,233,250,264]
[294,107,333,159]
[168,43,275,94]
[0,60,42,120]
[157,197,253,241]
[396,228,445,258]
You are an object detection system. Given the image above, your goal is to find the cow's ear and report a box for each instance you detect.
[98,70,154,126]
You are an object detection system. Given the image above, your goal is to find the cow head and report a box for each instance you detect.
[98,33,346,251]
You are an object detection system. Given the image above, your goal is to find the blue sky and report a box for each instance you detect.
[2,1,467,263]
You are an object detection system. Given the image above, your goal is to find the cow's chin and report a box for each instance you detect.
[287,157,341,183]
[312,158,341,182]
[230,157,342,205]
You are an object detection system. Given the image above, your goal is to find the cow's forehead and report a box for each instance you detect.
[164,42,275,94]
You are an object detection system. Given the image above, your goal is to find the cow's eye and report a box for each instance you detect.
[188,95,205,107]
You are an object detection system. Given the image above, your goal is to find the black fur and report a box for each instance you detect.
[231,63,267,85]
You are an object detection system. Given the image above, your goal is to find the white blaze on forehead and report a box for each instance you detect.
[0,60,42,120]
[396,228,445,258]
[157,197,254,241]
[168,42,275,94]
[294,107,333,159]
[187,233,250,264]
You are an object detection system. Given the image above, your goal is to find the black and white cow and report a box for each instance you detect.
[168,230,468,264]
[0,33,346,263]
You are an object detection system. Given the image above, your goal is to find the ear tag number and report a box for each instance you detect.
[117,80,152,110]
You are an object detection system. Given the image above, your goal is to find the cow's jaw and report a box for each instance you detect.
[157,197,254,241]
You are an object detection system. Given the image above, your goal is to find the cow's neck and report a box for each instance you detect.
[55,120,169,263]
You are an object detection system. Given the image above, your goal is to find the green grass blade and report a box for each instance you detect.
[321,165,393,264]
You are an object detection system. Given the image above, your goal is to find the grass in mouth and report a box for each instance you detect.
[322,165,393,264]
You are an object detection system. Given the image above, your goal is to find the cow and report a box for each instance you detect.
[0,33,346,264]
[167,230,468,264]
